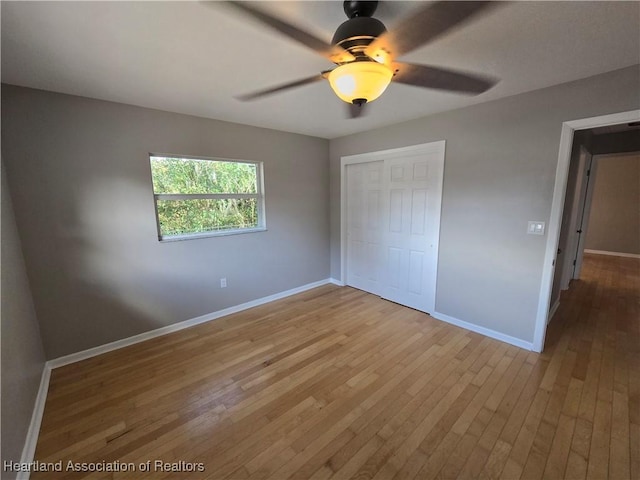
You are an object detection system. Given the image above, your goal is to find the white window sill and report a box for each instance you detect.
[158,227,267,242]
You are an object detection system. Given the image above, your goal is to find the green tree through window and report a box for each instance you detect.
[150,156,264,239]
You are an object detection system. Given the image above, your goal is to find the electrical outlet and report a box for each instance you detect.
[220,278,227,288]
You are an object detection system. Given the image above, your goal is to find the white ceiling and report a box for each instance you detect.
[2,1,639,139]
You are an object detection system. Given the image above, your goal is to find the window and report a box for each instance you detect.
[149,154,265,240]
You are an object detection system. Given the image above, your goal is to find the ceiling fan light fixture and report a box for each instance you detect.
[328,61,393,104]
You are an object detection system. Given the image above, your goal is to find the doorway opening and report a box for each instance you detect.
[533,109,640,352]
[552,141,640,320]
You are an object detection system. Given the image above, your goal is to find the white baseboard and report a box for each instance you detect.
[48,278,332,369]
[329,278,345,286]
[584,249,640,259]
[430,311,534,351]
[17,364,51,480]
[549,299,561,323]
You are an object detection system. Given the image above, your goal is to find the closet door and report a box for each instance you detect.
[345,161,385,296]
[382,152,443,313]
[344,142,444,315]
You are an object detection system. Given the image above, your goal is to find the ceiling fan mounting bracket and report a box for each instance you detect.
[343,1,379,19]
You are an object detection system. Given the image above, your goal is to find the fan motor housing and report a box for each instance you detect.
[331,16,387,50]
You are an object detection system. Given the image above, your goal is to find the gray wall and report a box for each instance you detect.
[585,153,640,254]
[2,85,330,359]
[329,66,639,343]
[1,161,46,477]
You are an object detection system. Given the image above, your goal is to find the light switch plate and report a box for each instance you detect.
[527,221,545,235]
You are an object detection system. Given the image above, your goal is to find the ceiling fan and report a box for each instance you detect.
[227,1,500,118]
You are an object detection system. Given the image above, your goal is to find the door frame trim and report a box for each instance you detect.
[340,140,446,309]
[533,109,640,352]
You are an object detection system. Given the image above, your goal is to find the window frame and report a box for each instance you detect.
[149,153,266,242]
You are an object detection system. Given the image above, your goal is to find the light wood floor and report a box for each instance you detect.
[33,253,639,479]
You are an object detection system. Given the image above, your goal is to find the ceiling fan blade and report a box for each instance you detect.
[236,74,325,101]
[225,1,354,63]
[392,62,498,95]
[365,1,498,59]
[348,102,368,119]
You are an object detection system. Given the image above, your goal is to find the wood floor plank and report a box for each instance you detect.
[610,390,631,480]
[31,254,639,480]
[542,413,576,479]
